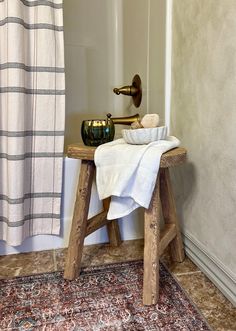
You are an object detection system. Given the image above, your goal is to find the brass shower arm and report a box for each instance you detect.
[113,74,142,108]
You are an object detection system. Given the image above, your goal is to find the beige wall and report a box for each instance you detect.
[171,0,236,284]
[123,0,166,123]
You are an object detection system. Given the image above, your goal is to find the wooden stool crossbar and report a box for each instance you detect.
[64,143,187,305]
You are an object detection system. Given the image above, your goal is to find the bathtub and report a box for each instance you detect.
[0,157,144,255]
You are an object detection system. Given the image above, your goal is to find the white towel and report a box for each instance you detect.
[94,136,180,220]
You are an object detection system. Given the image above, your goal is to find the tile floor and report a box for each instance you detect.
[0,239,235,331]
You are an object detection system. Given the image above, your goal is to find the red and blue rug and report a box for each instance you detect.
[0,260,212,330]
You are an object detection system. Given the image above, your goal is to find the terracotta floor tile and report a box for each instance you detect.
[54,239,144,271]
[176,272,236,331]
[161,247,200,275]
[0,240,235,331]
[0,250,55,278]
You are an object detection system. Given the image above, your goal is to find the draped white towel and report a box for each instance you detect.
[95,136,180,220]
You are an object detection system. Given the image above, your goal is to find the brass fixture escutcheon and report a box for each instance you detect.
[113,74,142,108]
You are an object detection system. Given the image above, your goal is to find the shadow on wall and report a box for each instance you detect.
[170,162,197,229]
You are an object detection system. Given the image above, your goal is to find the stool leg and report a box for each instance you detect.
[103,198,121,247]
[143,175,161,305]
[64,160,95,280]
[160,168,185,262]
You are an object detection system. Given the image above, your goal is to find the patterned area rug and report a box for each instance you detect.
[0,261,212,330]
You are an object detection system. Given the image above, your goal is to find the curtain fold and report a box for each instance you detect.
[0,0,65,246]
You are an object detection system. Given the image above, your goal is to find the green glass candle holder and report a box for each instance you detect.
[81,119,115,146]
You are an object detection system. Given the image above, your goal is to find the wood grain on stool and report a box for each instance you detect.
[64,160,95,280]
[85,211,108,236]
[103,198,121,247]
[160,168,185,262]
[67,144,187,167]
[64,145,122,281]
[65,143,187,307]
[143,176,161,305]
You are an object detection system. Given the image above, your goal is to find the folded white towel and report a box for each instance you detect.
[94,136,180,220]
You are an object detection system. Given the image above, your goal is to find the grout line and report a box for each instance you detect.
[52,250,57,271]
[175,270,202,277]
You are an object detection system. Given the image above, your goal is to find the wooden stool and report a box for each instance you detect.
[64,143,187,305]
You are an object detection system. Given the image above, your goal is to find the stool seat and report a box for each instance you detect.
[67,143,187,168]
[64,143,187,305]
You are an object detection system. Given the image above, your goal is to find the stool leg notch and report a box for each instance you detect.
[143,176,161,305]
[64,160,95,280]
[160,168,185,262]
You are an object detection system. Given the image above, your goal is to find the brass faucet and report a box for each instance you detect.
[107,113,140,125]
[113,74,142,108]
[113,85,139,96]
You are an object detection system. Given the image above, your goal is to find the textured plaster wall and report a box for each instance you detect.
[171,0,236,276]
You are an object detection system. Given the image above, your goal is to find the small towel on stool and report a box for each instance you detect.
[94,136,180,220]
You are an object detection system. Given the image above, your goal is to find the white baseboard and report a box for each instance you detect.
[183,231,236,306]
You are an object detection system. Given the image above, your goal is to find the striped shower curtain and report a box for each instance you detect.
[0,0,65,246]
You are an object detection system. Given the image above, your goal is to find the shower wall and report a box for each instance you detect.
[63,0,167,245]
[170,0,236,304]
[64,0,166,146]
[64,0,114,147]
[0,0,166,254]
[63,0,167,246]
[123,0,166,122]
